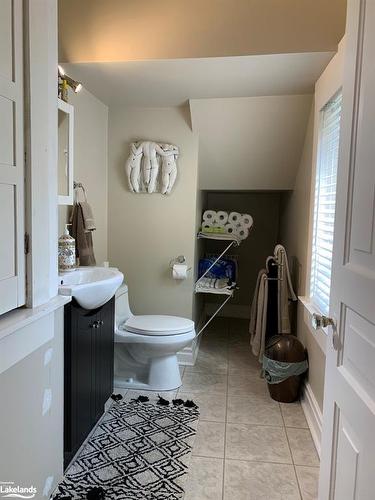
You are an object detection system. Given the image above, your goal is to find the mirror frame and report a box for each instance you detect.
[57,98,74,205]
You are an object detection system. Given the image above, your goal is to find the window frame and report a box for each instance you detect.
[302,39,345,343]
[309,89,343,316]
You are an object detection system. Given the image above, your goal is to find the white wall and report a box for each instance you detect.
[108,105,199,319]
[279,40,345,412]
[280,107,326,411]
[0,307,65,498]
[190,95,312,190]
[59,88,109,265]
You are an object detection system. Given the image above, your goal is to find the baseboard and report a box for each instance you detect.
[204,303,250,319]
[301,381,323,458]
[177,312,204,366]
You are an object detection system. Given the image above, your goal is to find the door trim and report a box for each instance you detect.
[301,381,323,458]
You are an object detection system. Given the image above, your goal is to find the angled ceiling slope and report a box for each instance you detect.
[191,95,313,191]
[63,51,333,107]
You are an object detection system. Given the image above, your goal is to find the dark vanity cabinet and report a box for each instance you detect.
[64,297,114,468]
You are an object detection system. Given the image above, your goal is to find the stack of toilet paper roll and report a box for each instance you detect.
[202,210,253,241]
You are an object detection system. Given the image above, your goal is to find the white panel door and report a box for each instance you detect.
[319,1,375,499]
[0,0,24,315]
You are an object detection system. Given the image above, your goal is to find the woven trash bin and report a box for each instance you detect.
[263,335,308,403]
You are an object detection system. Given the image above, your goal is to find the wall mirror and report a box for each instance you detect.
[58,98,74,205]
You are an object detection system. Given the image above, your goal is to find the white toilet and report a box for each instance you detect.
[114,284,196,391]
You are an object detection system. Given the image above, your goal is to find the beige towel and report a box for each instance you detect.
[71,204,96,266]
[79,201,96,232]
[274,244,297,334]
[249,269,268,362]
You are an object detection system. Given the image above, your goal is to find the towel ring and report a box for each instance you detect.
[73,181,87,203]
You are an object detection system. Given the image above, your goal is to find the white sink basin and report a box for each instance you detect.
[58,267,124,310]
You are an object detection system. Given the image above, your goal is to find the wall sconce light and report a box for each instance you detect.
[58,65,82,102]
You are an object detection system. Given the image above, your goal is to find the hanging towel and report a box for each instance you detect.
[70,203,96,266]
[79,201,96,232]
[249,269,269,362]
[75,185,96,232]
[274,244,297,334]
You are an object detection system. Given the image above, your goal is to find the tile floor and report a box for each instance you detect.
[114,317,320,500]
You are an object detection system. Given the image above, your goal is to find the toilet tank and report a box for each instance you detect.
[115,284,132,329]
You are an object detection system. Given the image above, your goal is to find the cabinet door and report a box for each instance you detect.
[73,308,98,451]
[64,303,99,467]
[0,0,25,315]
[64,299,115,469]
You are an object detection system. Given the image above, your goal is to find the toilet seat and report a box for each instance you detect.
[122,315,194,336]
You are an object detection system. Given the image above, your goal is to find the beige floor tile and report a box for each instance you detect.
[227,395,283,426]
[184,456,223,500]
[295,466,320,500]
[193,421,225,458]
[226,423,292,463]
[181,372,228,394]
[179,392,227,422]
[280,401,308,428]
[179,365,185,377]
[228,347,260,373]
[224,459,300,500]
[200,330,229,345]
[185,344,228,374]
[228,370,268,397]
[286,428,320,466]
[227,336,249,350]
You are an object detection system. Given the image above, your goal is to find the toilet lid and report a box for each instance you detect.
[124,315,194,336]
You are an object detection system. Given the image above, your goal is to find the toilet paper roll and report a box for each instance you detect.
[225,222,237,235]
[203,210,217,222]
[228,212,241,224]
[241,214,253,228]
[216,211,229,224]
[172,263,188,280]
[236,226,249,240]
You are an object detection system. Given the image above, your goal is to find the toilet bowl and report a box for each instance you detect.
[114,284,195,391]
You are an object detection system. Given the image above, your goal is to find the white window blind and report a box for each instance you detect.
[310,91,343,315]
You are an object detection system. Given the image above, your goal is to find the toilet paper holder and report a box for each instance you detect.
[169,255,192,277]
[169,255,191,269]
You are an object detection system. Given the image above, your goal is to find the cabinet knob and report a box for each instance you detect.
[90,320,100,329]
[99,320,104,326]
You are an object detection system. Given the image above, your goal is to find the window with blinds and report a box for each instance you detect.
[310,91,343,315]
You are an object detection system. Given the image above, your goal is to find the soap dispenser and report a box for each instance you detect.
[58,224,76,273]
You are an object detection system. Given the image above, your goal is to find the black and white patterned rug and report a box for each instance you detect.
[52,397,199,499]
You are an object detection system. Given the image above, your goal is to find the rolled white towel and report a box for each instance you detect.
[202,221,226,234]
[236,226,249,240]
[216,211,229,225]
[202,221,214,232]
[241,214,253,229]
[225,222,237,235]
[228,212,241,225]
[203,210,217,222]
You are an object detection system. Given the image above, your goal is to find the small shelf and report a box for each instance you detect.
[195,280,236,296]
[197,231,241,245]
[195,232,240,336]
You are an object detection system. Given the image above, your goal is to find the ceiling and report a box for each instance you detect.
[58,0,346,63]
[63,51,334,107]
